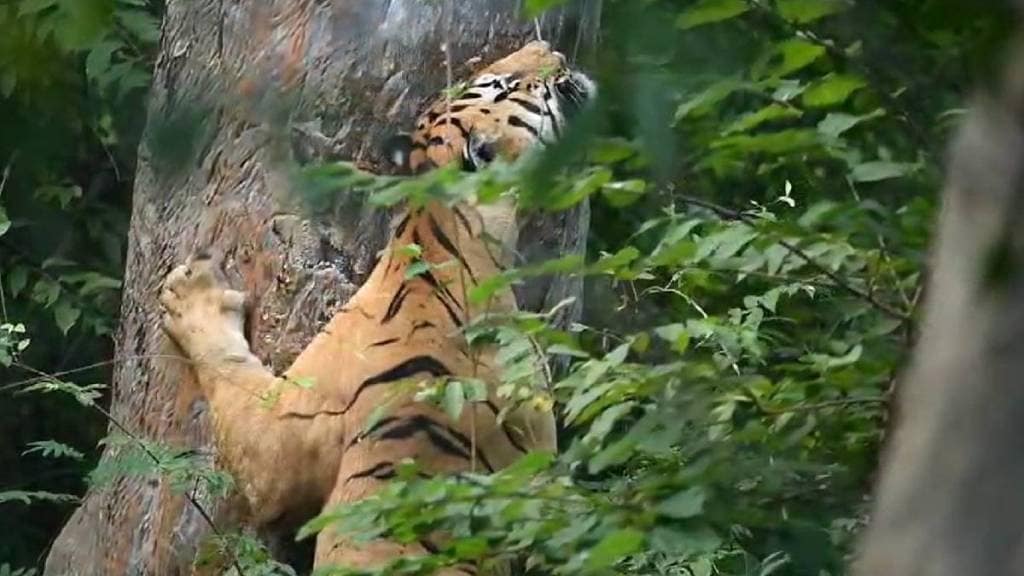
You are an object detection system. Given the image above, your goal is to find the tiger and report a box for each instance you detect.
[159,40,595,573]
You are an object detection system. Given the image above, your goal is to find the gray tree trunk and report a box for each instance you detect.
[854,13,1024,576]
[44,2,598,574]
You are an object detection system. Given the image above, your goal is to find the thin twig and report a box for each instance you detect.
[0,152,14,199]
[0,354,192,394]
[13,361,249,576]
[0,153,14,323]
[677,194,911,321]
[759,396,889,416]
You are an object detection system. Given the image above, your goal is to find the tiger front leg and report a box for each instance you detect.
[160,256,312,524]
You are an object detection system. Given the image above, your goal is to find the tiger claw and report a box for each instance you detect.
[160,255,249,360]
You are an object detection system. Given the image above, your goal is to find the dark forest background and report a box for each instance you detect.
[0,0,1013,573]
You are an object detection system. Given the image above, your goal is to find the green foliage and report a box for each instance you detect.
[2,0,1012,574]
[88,433,235,497]
[290,1,1011,575]
[0,0,159,567]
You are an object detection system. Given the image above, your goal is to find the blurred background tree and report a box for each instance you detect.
[0,0,1015,573]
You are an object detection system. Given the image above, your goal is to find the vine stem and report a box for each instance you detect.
[676,194,911,322]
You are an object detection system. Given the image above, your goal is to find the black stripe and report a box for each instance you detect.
[452,206,475,235]
[394,213,412,237]
[410,320,436,337]
[347,416,400,449]
[344,356,453,413]
[419,270,464,327]
[421,267,462,310]
[433,116,470,138]
[345,461,396,483]
[544,83,562,140]
[494,90,509,102]
[370,337,400,347]
[509,96,542,115]
[455,91,483,101]
[381,283,410,324]
[375,415,495,472]
[428,214,477,283]
[419,538,439,554]
[485,400,529,454]
[378,416,471,463]
[508,115,540,138]
[428,136,445,146]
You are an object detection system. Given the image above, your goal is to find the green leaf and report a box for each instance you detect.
[802,73,867,107]
[0,207,9,237]
[649,525,722,559]
[712,129,820,155]
[817,109,885,139]
[7,267,28,297]
[524,0,570,17]
[35,185,82,209]
[0,489,77,505]
[85,41,119,83]
[18,0,58,16]
[395,243,422,258]
[591,246,641,275]
[675,78,752,122]
[850,161,918,183]
[654,323,691,353]
[547,167,612,210]
[443,379,465,420]
[657,486,706,518]
[291,376,317,389]
[23,440,84,460]
[584,528,645,570]
[676,0,749,30]
[0,71,15,99]
[754,39,827,79]
[723,103,802,134]
[54,300,81,335]
[777,0,849,23]
[32,279,61,307]
[404,260,431,280]
[115,8,160,44]
[601,179,647,207]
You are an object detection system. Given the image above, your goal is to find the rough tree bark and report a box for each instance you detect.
[855,7,1024,576]
[45,1,599,574]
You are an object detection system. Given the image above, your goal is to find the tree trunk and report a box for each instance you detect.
[854,15,1024,576]
[45,2,598,574]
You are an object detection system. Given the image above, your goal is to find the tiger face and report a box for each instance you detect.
[388,40,596,174]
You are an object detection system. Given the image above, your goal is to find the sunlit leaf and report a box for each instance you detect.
[802,73,867,107]
[656,486,706,518]
[676,0,749,30]
[850,161,918,182]
[584,528,644,570]
[777,0,849,23]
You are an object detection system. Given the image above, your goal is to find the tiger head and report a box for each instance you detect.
[387,40,596,174]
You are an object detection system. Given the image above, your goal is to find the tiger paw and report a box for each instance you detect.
[160,256,250,363]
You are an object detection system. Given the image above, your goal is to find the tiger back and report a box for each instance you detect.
[290,40,596,570]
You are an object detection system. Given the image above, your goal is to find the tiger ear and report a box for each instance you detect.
[382,133,415,173]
